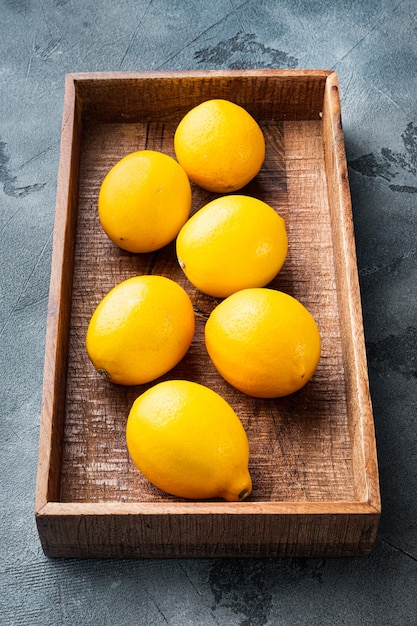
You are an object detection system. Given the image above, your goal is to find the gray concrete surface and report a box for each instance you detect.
[1,1,416,624]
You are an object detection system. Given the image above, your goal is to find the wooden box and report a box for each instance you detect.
[35,70,381,558]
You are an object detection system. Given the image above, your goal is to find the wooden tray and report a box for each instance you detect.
[35,70,381,558]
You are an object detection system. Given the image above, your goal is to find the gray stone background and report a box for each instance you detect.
[1,1,416,624]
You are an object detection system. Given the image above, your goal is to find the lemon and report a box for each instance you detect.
[174,99,265,193]
[126,380,252,501]
[205,288,321,398]
[98,150,192,253]
[176,195,287,298]
[86,275,195,385]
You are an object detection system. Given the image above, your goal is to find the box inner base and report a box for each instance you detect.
[59,119,354,504]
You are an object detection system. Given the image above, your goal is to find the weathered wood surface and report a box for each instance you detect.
[35,70,380,558]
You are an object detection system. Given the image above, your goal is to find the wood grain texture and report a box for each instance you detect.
[35,76,81,509]
[321,73,381,509]
[73,69,331,124]
[36,502,378,558]
[35,70,380,558]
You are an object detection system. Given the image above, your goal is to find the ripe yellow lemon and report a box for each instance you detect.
[176,195,288,298]
[86,275,195,385]
[98,150,192,253]
[205,288,321,398]
[126,380,252,501]
[174,99,265,193]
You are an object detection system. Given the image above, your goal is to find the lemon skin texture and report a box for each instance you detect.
[126,380,252,501]
[176,195,288,298]
[174,99,265,193]
[205,288,321,398]
[98,150,192,253]
[86,275,195,386]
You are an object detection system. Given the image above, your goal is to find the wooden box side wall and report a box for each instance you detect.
[35,76,82,511]
[321,73,380,511]
[72,70,332,124]
[36,502,380,558]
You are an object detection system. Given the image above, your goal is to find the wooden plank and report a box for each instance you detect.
[321,73,381,508]
[72,69,332,123]
[35,75,81,510]
[36,501,379,558]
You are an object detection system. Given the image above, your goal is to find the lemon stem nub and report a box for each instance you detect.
[238,488,250,501]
